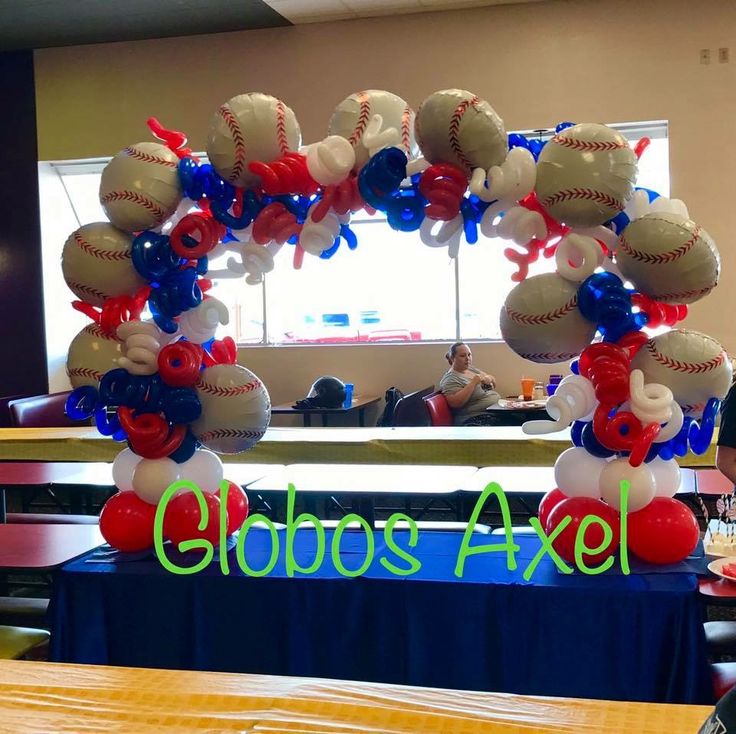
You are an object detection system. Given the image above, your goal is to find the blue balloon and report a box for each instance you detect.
[508,133,530,150]
[358,147,407,212]
[570,359,580,375]
[581,422,615,458]
[65,386,98,421]
[571,420,586,447]
[528,139,545,161]
[161,387,202,425]
[689,398,720,454]
[577,271,644,342]
[94,406,126,441]
[132,232,181,282]
[168,429,198,463]
[555,121,575,133]
[386,188,425,232]
[149,268,203,333]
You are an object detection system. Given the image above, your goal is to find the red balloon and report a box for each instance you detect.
[547,497,621,565]
[163,490,221,547]
[215,480,250,535]
[99,491,157,553]
[627,497,699,565]
[539,488,567,531]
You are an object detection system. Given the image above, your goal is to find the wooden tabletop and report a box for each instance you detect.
[247,463,479,494]
[0,660,711,733]
[271,394,380,414]
[0,524,103,570]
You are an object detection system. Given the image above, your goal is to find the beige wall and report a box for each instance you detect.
[34,0,736,424]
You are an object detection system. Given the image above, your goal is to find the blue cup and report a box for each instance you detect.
[343,383,354,408]
[546,384,557,396]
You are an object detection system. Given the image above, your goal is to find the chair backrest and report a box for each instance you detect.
[0,394,31,428]
[422,391,453,427]
[392,385,434,427]
[8,392,77,428]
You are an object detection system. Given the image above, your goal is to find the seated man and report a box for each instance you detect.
[439,342,500,426]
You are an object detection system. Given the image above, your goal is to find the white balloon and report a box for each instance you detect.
[179,449,224,493]
[553,447,607,498]
[599,459,656,512]
[112,448,142,492]
[649,457,681,498]
[132,458,182,505]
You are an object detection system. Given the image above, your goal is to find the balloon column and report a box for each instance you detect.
[61,87,729,560]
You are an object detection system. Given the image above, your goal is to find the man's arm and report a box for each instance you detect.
[716,446,736,485]
[716,385,736,485]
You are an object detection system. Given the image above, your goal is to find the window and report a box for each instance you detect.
[40,120,669,358]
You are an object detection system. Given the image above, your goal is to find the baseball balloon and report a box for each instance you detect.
[99,142,182,232]
[192,364,271,454]
[66,323,122,388]
[616,213,720,304]
[599,458,656,513]
[414,89,507,174]
[631,329,732,417]
[535,123,637,227]
[328,89,417,171]
[500,273,597,363]
[61,222,146,306]
[206,92,301,189]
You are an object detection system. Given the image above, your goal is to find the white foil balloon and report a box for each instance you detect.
[553,447,607,498]
[599,459,656,512]
[305,136,355,186]
[112,448,142,493]
[179,449,224,493]
[649,457,681,498]
[132,458,182,505]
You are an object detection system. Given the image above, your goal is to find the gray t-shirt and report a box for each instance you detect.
[439,367,500,425]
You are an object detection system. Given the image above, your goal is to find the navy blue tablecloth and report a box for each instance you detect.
[50,529,713,704]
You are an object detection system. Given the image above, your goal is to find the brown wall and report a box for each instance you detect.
[33,0,736,424]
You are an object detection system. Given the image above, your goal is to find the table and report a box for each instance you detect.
[51,529,713,704]
[0,524,103,571]
[271,394,381,427]
[486,402,550,427]
[247,463,478,524]
[0,462,93,523]
[0,426,720,467]
[0,660,712,733]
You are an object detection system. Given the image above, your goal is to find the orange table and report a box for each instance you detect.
[0,660,711,733]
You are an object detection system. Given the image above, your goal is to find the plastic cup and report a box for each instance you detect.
[521,378,535,401]
[343,383,354,408]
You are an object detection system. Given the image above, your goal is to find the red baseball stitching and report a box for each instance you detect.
[199,429,265,442]
[517,351,581,362]
[68,367,103,381]
[84,323,116,340]
[100,190,166,219]
[618,226,701,265]
[69,282,109,302]
[551,135,628,153]
[651,285,714,302]
[74,232,130,261]
[449,95,479,171]
[275,100,289,155]
[401,105,412,152]
[123,146,177,168]
[219,104,247,182]
[196,378,263,397]
[542,189,623,211]
[505,294,578,325]
[646,342,725,374]
[349,91,371,146]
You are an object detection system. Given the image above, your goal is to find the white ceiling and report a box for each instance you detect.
[265,0,546,24]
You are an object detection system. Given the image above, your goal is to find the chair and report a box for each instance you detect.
[0,394,31,428]
[8,392,77,428]
[712,662,736,700]
[392,385,434,427]
[705,621,736,659]
[0,626,50,659]
[423,391,453,427]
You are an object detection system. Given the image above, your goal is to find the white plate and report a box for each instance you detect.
[499,398,548,410]
[707,557,736,581]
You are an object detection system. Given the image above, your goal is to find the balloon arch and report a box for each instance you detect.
[62,88,729,565]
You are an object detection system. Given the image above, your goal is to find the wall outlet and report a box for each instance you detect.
[719,47,729,63]
[701,48,711,64]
